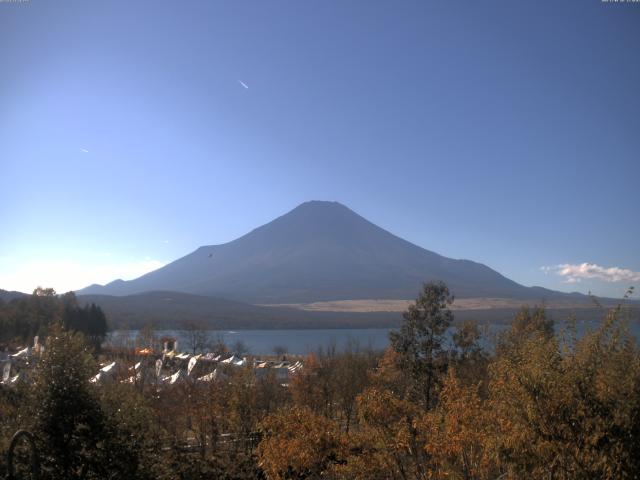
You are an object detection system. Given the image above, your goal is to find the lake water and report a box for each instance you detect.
[109,328,395,355]
[109,320,640,356]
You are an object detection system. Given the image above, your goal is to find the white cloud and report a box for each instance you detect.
[0,258,165,294]
[541,263,640,284]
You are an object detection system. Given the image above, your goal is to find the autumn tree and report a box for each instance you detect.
[211,333,229,355]
[333,343,378,432]
[290,352,336,418]
[227,367,261,453]
[258,406,345,480]
[497,305,553,355]
[451,319,488,386]
[0,287,61,342]
[136,323,159,352]
[488,306,640,479]
[273,345,288,359]
[420,369,498,480]
[342,386,429,480]
[184,321,212,354]
[232,339,250,357]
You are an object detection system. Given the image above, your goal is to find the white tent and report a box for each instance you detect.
[1,361,11,383]
[198,368,228,383]
[8,372,22,385]
[288,361,303,373]
[163,369,188,385]
[221,355,245,366]
[100,361,117,374]
[90,371,109,384]
[187,356,198,376]
[10,347,30,360]
[90,361,118,385]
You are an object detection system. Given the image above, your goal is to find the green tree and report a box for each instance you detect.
[61,293,108,351]
[98,383,160,480]
[32,325,107,479]
[389,281,453,409]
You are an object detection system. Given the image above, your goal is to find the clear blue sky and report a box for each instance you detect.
[1,0,638,298]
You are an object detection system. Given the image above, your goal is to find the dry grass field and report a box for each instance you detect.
[265,297,613,313]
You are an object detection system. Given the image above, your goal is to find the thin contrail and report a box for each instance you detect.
[238,80,249,89]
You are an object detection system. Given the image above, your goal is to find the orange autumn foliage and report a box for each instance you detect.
[258,406,345,479]
[421,370,498,479]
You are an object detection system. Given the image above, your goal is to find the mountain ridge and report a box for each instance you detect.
[78,201,583,303]
[0,289,28,303]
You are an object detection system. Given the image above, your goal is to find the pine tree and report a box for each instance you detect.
[389,281,453,409]
[32,325,107,479]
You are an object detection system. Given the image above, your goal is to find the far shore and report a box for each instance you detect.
[261,297,628,313]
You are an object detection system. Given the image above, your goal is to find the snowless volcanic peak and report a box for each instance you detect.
[78,201,571,304]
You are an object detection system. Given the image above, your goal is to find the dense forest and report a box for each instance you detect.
[1,282,639,479]
[0,288,108,350]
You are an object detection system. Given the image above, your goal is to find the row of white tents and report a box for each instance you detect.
[1,336,44,362]
[0,338,45,387]
[89,355,303,387]
[1,341,304,389]
[1,345,36,386]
